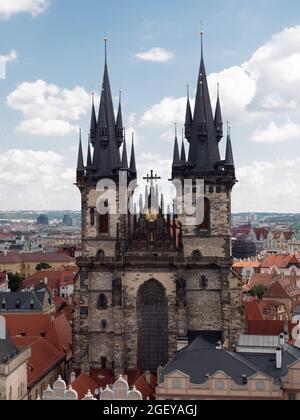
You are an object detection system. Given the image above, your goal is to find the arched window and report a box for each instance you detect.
[97,294,108,310]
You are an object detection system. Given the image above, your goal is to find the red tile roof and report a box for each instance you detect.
[71,374,98,400]
[22,268,78,291]
[13,336,64,387]
[248,273,276,290]
[261,254,299,269]
[247,320,295,339]
[4,314,51,337]
[89,369,114,388]
[134,372,156,400]
[46,315,72,361]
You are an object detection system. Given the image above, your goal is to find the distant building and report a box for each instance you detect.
[0,316,31,400]
[232,238,257,259]
[62,215,73,227]
[37,215,49,226]
[0,251,75,279]
[0,290,55,315]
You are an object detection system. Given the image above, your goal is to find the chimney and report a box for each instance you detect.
[276,347,283,369]
[44,277,48,285]
[0,315,6,340]
[70,371,76,384]
[279,333,285,347]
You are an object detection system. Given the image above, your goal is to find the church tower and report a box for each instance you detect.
[73,35,243,376]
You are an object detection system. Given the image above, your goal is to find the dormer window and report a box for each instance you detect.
[16,299,21,310]
[1,299,6,310]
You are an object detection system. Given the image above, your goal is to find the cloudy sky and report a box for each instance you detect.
[0,0,300,212]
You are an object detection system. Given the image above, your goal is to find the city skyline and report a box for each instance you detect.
[0,0,300,212]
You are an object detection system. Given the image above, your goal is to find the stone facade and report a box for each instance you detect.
[73,38,244,376]
[73,172,244,375]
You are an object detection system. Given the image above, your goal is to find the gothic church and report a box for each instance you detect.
[73,37,243,375]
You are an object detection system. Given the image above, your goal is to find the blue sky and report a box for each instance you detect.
[0,0,300,211]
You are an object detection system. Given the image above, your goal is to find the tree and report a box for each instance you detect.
[36,262,52,271]
[8,273,23,292]
[249,284,268,300]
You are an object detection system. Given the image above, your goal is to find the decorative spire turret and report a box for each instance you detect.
[87,139,92,167]
[130,132,137,176]
[116,90,124,149]
[77,129,84,182]
[225,124,235,169]
[180,129,187,163]
[172,124,180,168]
[185,85,193,142]
[215,83,223,143]
[120,129,129,170]
[90,93,97,147]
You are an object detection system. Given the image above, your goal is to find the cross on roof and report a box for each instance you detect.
[143,170,161,187]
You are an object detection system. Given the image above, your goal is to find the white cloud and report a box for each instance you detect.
[0,149,79,210]
[138,25,300,139]
[0,0,50,20]
[234,159,300,213]
[7,80,90,136]
[140,97,188,127]
[135,48,174,63]
[251,121,300,143]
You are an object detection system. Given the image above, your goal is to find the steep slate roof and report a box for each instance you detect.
[186,37,222,171]
[159,336,260,385]
[0,290,49,312]
[159,336,300,387]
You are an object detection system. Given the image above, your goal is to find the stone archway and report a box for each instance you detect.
[137,279,168,373]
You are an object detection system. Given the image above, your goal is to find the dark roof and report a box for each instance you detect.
[159,336,300,387]
[0,333,19,364]
[160,336,260,385]
[0,290,48,312]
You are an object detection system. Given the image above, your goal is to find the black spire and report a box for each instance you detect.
[87,139,92,167]
[225,125,235,168]
[77,129,84,171]
[172,124,180,167]
[185,85,193,141]
[215,84,223,143]
[116,90,124,149]
[120,130,129,170]
[130,132,137,175]
[93,36,121,178]
[187,30,221,172]
[90,93,97,147]
[180,129,187,163]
